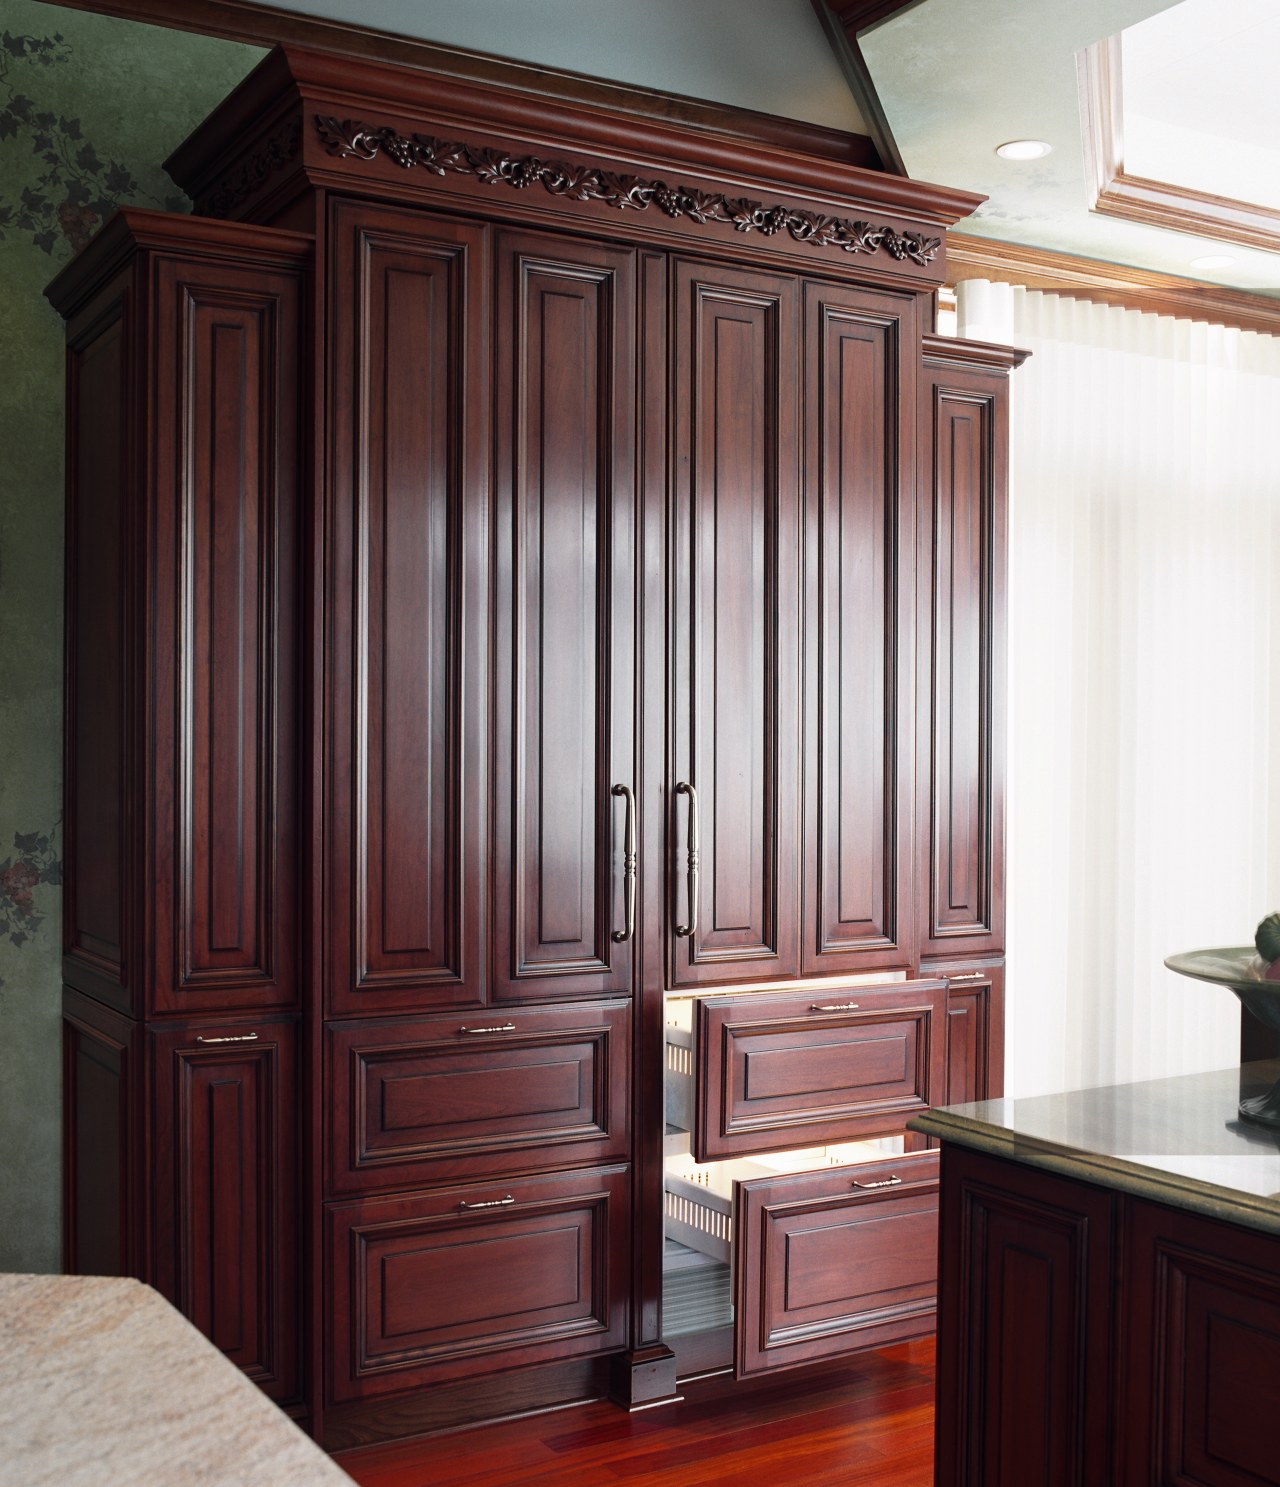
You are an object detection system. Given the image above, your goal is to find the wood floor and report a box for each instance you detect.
[336,1338,936,1487]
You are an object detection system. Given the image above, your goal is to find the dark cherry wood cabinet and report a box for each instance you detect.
[51,213,308,1409]
[54,40,1017,1448]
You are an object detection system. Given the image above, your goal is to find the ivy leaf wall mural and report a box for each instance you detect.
[0,0,261,1271]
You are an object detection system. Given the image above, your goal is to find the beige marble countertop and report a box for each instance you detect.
[0,1274,354,1485]
[911,1060,1280,1238]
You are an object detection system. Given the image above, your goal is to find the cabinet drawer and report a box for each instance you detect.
[733,1149,938,1377]
[328,1001,630,1193]
[684,979,946,1160]
[327,1165,629,1400]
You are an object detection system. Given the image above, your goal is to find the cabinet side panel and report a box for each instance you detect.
[328,202,488,1015]
[804,284,915,971]
[62,1004,133,1276]
[64,308,128,1004]
[493,233,636,1001]
[671,261,800,986]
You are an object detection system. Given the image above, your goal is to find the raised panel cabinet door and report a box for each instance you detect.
[928,960,1006,1104]
[327,200,489,1016]
[689,978,947,1161]
[918,343,1015,959]
[327,999,631,1193]
[492,231,637,1002]
[327,1165,630,1400]
[150,1019,298,1404]
[149,255,302,1015]
[802,281,917,974]
[935,1147,1114,1487]
[1122,1200,1280,1487]
[670,258,801,988]
[734,1150,939,1378]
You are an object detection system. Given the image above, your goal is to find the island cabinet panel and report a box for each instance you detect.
[327,1165,630,1400]
[325,199,489,1018]
[1121,1200,1280,1487]
[328,1000,631,1193]
[491,232,638,1003]
[734,1150,939,1377]
[688,979,947,1161]
[918,346,1014,961]
[669,258,801,989]
[935,1147,1115,1487]
[150,1019,299,1404]
[801,282,916,975]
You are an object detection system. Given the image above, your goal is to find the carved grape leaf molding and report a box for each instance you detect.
[314,114,941,265]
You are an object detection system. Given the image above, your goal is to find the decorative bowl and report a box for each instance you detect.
[1165,948,1280,1127]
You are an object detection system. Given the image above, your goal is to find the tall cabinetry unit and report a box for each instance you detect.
[55,43,1021,1448]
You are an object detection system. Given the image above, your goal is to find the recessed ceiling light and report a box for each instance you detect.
[1189,254,1236,270]
[995,139,1052,161]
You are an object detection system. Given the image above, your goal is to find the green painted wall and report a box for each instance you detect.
[0,0,262,1271]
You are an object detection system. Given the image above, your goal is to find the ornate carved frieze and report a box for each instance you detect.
[313,114,940,264]
[203,117,302,218]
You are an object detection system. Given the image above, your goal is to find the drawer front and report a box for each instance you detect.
[328,1165,629,1401]
[691,979,947,1160]
[734,1150,938,1378]
[328,1001,630,1193]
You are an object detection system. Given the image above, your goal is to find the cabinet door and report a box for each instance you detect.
[918,351,1010,959]
[802,282,917,975]
[935,1147,1113,1487]
[151,1019,298,1404]
[328,1165,629,1400]
[148,254,301,1016]
[734,1150,938,1378]
[670,258,801,988]
[491,231,637,1002]
[327,200,488,1016]
[930,961,1006,1104]
[1122,1201,1280,1487]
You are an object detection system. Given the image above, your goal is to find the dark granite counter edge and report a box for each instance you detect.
[909,1106,1280,1240]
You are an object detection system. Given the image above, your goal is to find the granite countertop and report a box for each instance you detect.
[911,1059,1280,1238]
[0,1274,354,1485]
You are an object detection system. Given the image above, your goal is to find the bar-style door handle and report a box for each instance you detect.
[611,783,637,944]
[852,1175,903,1191]
[673,781,699,938]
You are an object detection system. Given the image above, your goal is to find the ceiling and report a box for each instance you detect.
[162,0,1278,297]
[859,0,1280,295]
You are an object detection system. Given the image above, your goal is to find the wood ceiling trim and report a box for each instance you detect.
[948,234,1280,337]
[38,0,877,168]
[810,0,921,176]
[1078,34,1280,256]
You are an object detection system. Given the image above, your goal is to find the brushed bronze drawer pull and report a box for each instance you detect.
[458,1023,517,1035]
[810,1001,861,1013]
[194,1032,259,1045]
[852,1175,903,1191]
[673,781,699,938]
[611,783,637,944]
[458,1195,516,1211]
[947,972,986,982]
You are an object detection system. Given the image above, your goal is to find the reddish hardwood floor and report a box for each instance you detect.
[336,1339,935,1486]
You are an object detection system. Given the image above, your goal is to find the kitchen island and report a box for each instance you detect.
[0,1274,355,1485]
[912,1061,1280,1487]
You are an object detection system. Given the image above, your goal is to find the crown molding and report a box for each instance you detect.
[1077,34,1280,257]
[947,233,1280,337]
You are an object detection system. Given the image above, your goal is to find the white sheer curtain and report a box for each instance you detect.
[959,281,1280,1099]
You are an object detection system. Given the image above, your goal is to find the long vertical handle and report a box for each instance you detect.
[674,780,699,938]
[611,783,637,944]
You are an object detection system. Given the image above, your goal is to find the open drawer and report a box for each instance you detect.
[672,978,947,1161]
[733,1148,938,1377]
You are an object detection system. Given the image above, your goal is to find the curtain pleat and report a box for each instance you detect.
[959,282,1280,1097]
